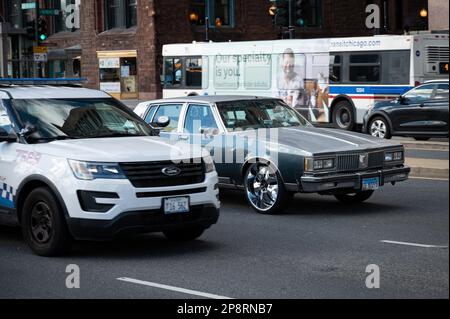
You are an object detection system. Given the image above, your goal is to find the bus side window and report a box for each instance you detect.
[329,55,341,83]
[186,58,203,87]
[164,58,183,87]
[349,54,380,83]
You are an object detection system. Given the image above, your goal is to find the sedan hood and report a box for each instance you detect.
[37,136,206,162]
[235,126,402,155]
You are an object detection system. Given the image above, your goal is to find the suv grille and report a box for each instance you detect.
[336,151,385,172]
[120,159,205,188]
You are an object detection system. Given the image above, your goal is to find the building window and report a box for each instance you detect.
[105,0,137,30]
[189,0,235,28]
[303,0,322,27]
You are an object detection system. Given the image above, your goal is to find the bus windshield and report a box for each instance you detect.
[216,99,312,131]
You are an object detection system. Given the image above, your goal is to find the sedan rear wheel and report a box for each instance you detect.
[244,163,291,215]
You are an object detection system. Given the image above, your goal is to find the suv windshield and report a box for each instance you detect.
[12,98,155,143]
[217,99,311,131]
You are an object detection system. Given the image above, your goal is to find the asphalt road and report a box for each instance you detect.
[0,179,448,299]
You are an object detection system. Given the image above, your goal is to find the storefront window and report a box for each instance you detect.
[98,53,138,99]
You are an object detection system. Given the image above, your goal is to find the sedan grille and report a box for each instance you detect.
[336,151,385,172]
[120,159,205,188]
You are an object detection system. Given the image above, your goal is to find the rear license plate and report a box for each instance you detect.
[362,177,380,191]
[164,197,190,214]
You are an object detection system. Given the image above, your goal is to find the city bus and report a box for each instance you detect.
[162,33,449,131]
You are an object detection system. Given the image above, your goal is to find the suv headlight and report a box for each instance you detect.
[68,160,126,180]
[304,157,336,172]
[204,156,216,173]
[384,151,404,162]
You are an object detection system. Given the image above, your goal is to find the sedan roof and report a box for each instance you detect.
[147,95,280,104]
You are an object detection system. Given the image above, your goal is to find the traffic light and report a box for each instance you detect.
[274,0,289,28]
[38,18,48,42]
[294,0,308,27]
[25,20,36,40]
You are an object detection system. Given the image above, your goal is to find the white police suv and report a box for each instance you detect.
[0,79,220,256]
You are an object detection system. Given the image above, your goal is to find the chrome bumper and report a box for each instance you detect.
[300,166,411,193]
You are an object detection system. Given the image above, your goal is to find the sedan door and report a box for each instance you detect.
[389,84,436,134]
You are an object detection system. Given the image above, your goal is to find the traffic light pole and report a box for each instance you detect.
[288,0,295,39]
[34,1,40,78]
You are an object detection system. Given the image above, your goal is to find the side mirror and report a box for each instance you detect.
[152,116,171,128]
[0,128,18,143]
[396,95,406,104]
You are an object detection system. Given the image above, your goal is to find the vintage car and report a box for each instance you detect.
[136,96,411,215]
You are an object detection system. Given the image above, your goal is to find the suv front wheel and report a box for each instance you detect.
[21,187,72,257]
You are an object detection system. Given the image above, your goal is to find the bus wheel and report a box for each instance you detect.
[333,101,355,131]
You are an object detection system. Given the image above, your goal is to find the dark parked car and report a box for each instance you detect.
[363,80,449,140]
[136,96,410,214]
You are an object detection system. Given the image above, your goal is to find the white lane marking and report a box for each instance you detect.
[410,176,449,181]
[381,240,448,249]
[117,277,234,299]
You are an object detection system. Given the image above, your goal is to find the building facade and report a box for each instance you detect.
[1,0,431,99]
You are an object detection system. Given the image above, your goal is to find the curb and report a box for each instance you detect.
[406,158,449,179]
[395,140,449,151]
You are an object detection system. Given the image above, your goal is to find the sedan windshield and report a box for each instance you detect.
[217,99,311,131]
[12,98,155,143]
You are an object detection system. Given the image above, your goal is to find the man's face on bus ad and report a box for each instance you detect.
[282,54,295,77]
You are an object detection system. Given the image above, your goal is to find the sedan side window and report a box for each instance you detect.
[153,104,183,132]
[144,105,159,123]
[404,84,435,101]
[184,104,218,133]
[0,104,13,134]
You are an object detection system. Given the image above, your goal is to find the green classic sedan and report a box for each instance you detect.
[136,96,410,214]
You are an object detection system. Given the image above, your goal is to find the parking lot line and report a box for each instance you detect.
[117,277,234,299]
[410,176,449,181]
[380,240,448,249]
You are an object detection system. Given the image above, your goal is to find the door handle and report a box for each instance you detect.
[419,103,425,107]
[178,135,189,141]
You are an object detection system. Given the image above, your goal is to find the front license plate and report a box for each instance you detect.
[362,177,380,191]
[164,197,190,214]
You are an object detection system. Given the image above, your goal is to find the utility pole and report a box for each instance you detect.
[288,0,295,39]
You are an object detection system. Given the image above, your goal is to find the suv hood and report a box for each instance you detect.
[36,136,207,162]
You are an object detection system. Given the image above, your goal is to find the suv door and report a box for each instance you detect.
[390,84,436,133]
[421,83,449,135]
[0,102,19,213]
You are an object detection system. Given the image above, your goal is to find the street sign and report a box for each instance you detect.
[33,46,48,54]
[21,2,36,10]
[40,9,60,16]
[33,53,48,62]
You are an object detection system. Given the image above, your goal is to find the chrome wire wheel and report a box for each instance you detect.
[30,202,53,244]
[245,163,279,212]
[370,119,387,138]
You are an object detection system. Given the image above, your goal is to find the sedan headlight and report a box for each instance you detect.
[204,156,216,173]
[68,160,126,180]
[384,151,404,162]
[305,157,336,172]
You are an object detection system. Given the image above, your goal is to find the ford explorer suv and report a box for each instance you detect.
[0,81,220,256]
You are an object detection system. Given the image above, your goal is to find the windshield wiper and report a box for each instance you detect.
[93,132,147,138]
[28,135,79,142]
